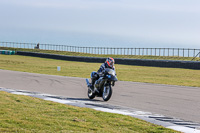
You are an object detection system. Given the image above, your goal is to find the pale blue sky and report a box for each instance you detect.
[0,0,200,48]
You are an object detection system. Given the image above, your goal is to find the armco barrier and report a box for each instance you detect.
[0,50,15,55]
[16,51,200,70]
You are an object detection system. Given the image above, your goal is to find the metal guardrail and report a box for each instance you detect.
[0,41,200,57]
[17,51,200,69]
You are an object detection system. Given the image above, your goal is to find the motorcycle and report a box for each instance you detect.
[86,68,118,101]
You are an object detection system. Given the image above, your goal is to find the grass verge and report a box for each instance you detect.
[0,54,200,87]
[0,91,178,132]
[1,47,200,61]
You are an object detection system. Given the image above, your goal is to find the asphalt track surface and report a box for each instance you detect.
[0,69,200,124]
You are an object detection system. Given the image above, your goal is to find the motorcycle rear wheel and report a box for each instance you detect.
[102,85,112,101]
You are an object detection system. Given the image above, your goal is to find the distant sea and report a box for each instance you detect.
[0,29,196,49]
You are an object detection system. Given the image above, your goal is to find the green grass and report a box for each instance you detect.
[0,50,191,132]
[1,47,200,61]
[0,54,200,87]
[0,91,179,132]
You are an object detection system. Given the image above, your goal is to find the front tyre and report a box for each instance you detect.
[88,87,95,99]
[102,85,112,101]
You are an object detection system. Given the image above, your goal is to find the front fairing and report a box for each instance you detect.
[104,68,118,81]
[108,75,118,81]
[113,76,118,81]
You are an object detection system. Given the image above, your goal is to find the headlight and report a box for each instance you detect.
[107,75,111,78]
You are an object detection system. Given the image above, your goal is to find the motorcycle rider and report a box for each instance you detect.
[90,57,115,90]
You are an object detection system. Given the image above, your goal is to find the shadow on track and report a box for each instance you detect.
[66,97,102,102]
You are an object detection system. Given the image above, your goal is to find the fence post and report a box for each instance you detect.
[159,48,161,56]
[92,47,93,54]
[146,48,148,55]
[111,48,113,55]
[107,48,108,55]
[178,48,179,57]
[163,48,165,56]
[135,48,136,56]
[139,48,140,55]
[131,48,133,55]
[199,49,200,58]
[183,48,184,57]
[142,48,144,55]
[168,48,169,56]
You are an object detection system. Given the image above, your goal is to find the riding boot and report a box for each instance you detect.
[94,79,100,90]
[90,79,96,90]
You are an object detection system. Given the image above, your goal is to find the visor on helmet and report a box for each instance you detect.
[107,57,114,68]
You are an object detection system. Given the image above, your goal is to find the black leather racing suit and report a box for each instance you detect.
[91,63,115,89]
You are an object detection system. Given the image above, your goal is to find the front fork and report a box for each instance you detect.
[103,81,110,93]
[86,79,90,87]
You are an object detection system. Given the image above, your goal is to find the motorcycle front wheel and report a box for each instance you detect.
[88,87,95,99]
[102,85,112,101]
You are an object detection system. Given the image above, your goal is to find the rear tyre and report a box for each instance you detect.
[88,87,95,99]
[102,85,112,101]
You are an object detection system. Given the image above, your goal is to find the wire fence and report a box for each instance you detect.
[1,41,200,57]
